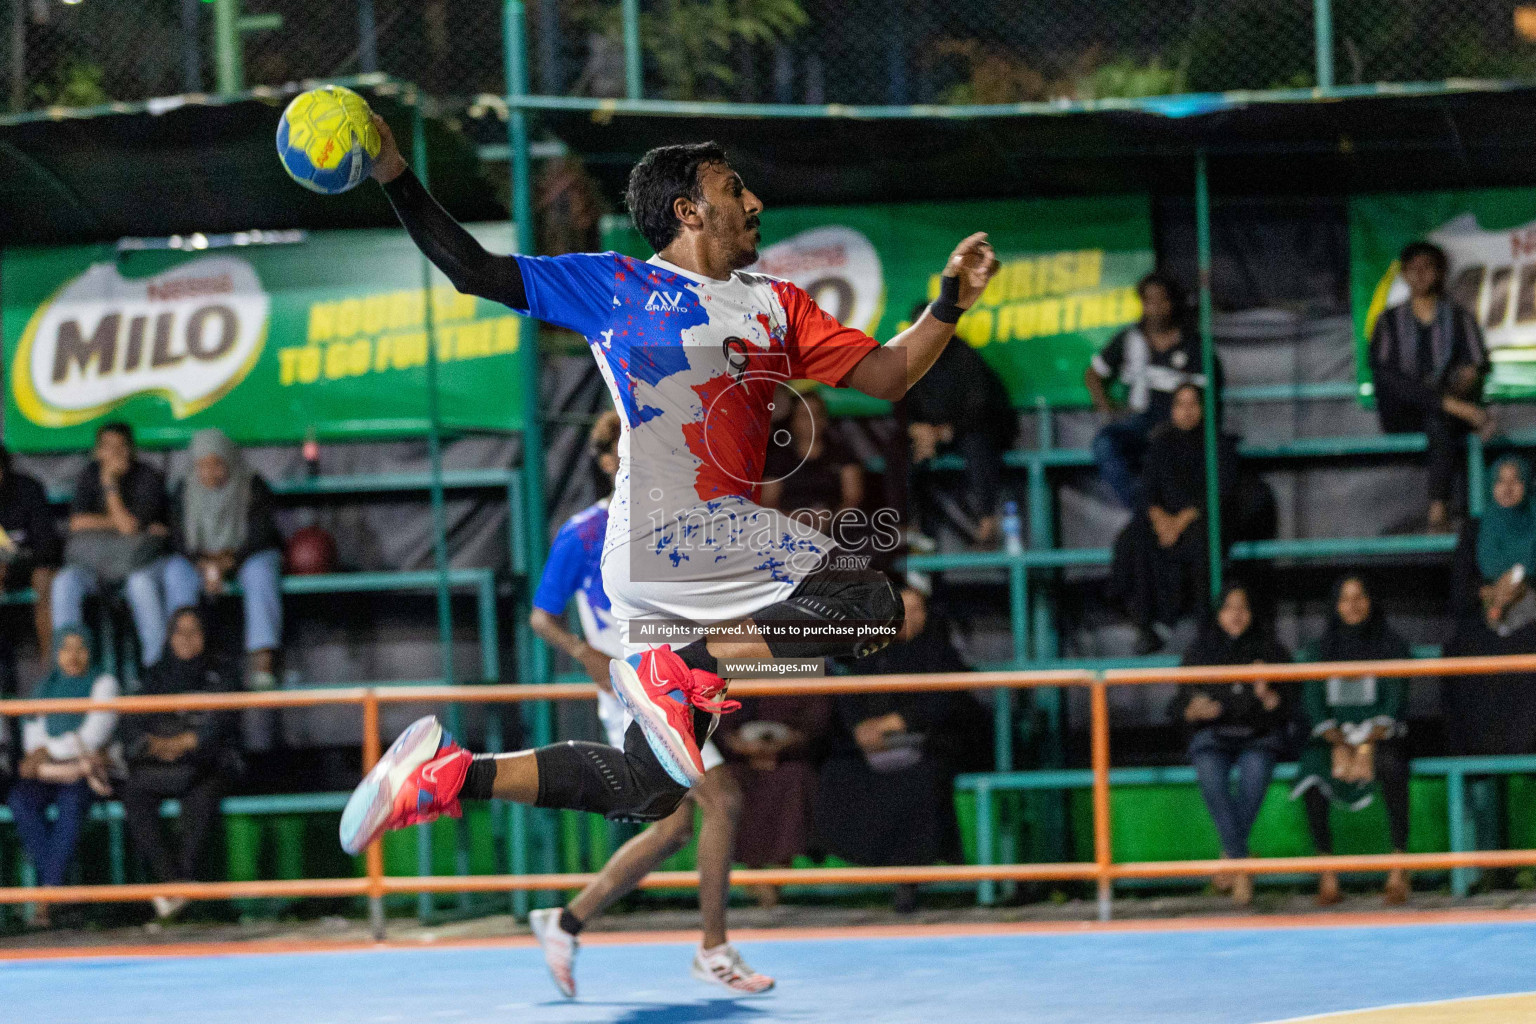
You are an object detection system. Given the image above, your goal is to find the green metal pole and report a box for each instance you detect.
[506,0,556,903]
[1196,150,1222,600]
[214,0,243,95]
[621,0,642,100]
[506,1,550,695]
[1313,0,1335,90]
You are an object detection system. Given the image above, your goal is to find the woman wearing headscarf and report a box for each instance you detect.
[164,429,284,689]
[1169,583,1293,906]
[1291,576,1412,906]
[121,607,238,921]
[1450,455,1536,626]
[1443,457,1536,757]
[1109,383,1239,654]
[7,625,117,927]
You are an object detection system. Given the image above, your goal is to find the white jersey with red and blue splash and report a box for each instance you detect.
[514,251,877,632]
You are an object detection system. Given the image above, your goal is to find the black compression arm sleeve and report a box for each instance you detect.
[380,167,527,310]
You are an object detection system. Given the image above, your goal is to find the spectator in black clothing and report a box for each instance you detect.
[1369,240,1491,533]
[1109,383,1238,654]
[1443,553,1536,758]
[120,607,238,921]
[0,445,63,672]
[52,422,188,667]
[813,586,991,912]
[1450,455,1535,624]
[1441,548,1536,872]
[1170,583,1294,907]
[760,387,864,543]
[1087,272,1217,509]
[903,301,1018,547]
[164,429,285,689]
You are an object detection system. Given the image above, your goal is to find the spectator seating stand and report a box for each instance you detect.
[891,388,1536,896]
[957,753,1536,906]
[0,465,552,925]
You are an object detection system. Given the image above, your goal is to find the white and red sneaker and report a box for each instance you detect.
[528,908,578,999]
[338,715,471,855]
[691,942,775,995]
[609,647,738,787]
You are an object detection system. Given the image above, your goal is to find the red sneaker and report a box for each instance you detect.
[609,647,738,787]
[339,715,471,855]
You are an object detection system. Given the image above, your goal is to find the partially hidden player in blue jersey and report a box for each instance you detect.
[525,411,765,995]
[338,111,1001,994]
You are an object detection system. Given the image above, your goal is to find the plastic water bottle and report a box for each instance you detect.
[1001,500,1024,556]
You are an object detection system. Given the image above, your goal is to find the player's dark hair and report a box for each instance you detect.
[97,421,134,449]
[1399,240,1448,290]
[1136,271,1185,312]
[588,409,622,496]
[588,410,622,459]
[625,142,730,253]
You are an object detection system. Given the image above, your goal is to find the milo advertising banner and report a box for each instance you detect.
[1351,188,1536,400]
[2,225,526,452]
[601,195,1153,408]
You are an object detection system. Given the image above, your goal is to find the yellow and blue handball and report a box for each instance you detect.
[276,85,381,195]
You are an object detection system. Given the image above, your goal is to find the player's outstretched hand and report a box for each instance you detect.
[944,232,1001,309]
[369,113,408,185]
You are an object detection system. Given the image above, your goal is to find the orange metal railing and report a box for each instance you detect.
[3,655,1536,931]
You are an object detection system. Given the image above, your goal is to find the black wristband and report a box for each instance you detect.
[929,274,965,324]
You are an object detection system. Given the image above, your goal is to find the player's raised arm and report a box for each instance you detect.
[840,232,1000,401]
[368,114,528,310]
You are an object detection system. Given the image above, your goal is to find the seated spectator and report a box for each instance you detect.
[1442,543,1536,874]
[1369,240,1490,533]
[761,388,864,540]
[813,586,991,912]
[1170,583,1293,907]
[53,422,191,667]
[716,695,832,908]
[8,625,116,927]
[903,301,1018,547]
[1443,553,1536,758]
[164,429,284,688]
[0,445,62,676]
[1291,575,1411,906]
[1109,383,1238,653]
[1450,455,1535,624]
[121,607,237,921]
[1086,272,1216,509]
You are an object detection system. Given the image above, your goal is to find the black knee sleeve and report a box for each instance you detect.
[755,566,903,659]
[532,724,689,823]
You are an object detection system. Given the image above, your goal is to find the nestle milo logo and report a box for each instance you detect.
[13,257,269,427]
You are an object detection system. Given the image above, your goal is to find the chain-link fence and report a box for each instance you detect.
[4,0,1536,115]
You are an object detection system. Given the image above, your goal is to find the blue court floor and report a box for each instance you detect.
[4,919,1535,1024]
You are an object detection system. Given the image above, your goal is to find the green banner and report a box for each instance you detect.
[1351,188,1536,401]
[2,225,526,452]
[601,195,1152,409]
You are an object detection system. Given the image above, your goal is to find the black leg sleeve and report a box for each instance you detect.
[532,722,690,822]
[754,565,903,659]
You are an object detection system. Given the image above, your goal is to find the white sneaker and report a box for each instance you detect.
[690,943,775,995]
[528,908,578,999]
[151,896,188,921]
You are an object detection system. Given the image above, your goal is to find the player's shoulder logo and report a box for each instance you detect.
[644,290,687,312]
